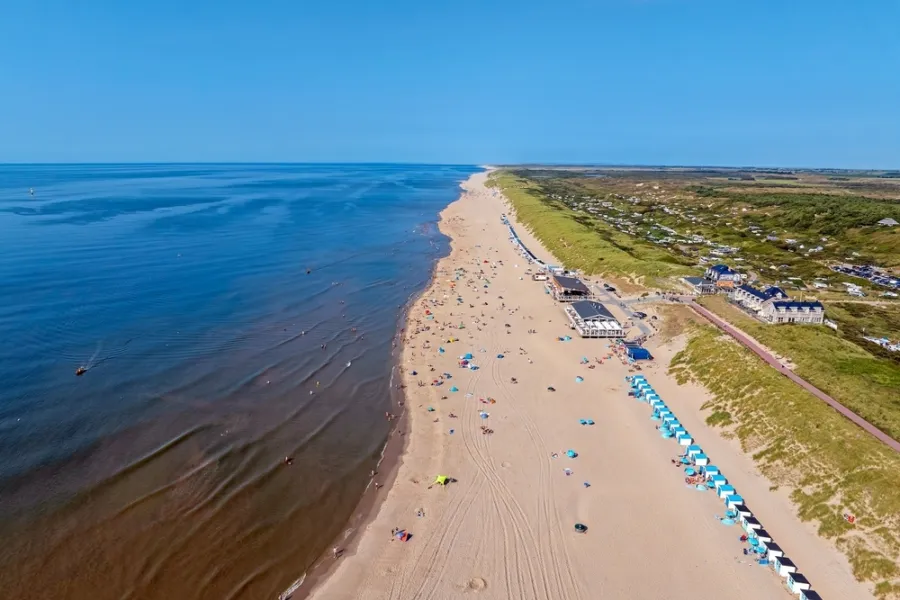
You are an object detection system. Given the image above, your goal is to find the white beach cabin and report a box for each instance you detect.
[694,453,709,466]
[717,485,736,499]
[741,515,762,533]
[725,494,745,508]
[764,541,784,561]
[787,573,811,595]
[800,590,822,600]
[710,474,727,488]
[703,466,721,478]
[677,435,693,446]
[775,556,797,578]
[686,444,702,457]
[752,528,773,544]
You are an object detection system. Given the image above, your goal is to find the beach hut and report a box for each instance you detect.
[725,494,744,508]
[752,528,773,544]
[709,474,727,488]
[663,415,677,427]
[694,454,709,466]
[775,556,797,577]
[787,573,811,595]
[686,445,702,457]
[733,504,752,519]
[717,484,736,499]
[678,435,693,446]
[741,515,763,533]
[764,541,784,561]
[703,466,720,478]
[800,591,822,600]
[651,400,666,410]
[667,421,682,433]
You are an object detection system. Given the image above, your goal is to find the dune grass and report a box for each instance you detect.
[488,171,695,289]
[696,295,900,443]
[669,324,900,596]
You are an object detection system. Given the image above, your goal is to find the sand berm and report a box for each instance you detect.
[307,172,871,600]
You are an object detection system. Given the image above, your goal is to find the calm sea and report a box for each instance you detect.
[0,163,478,600]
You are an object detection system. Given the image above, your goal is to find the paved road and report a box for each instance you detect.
[688,300,900,453]
[587,283,652,338]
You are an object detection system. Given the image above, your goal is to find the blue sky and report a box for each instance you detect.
[1,0,898,167]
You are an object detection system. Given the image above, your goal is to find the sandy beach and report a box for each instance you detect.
[307,172,872,600]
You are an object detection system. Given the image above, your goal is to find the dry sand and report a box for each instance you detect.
[307,172,872,600]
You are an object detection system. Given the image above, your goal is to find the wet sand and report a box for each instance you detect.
[306,172,872,600]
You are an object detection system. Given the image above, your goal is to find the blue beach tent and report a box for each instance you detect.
[626,346,653,360]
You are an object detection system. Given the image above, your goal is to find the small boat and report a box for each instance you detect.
[346,361,352,367]
[76,367,86,376]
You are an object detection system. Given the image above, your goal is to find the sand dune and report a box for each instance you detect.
[307,172,871,600]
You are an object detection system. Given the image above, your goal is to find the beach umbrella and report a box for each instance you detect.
[566,449,578,458]
[450,386,459,392]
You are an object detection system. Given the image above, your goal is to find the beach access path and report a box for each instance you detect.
[305,172,872,600]
[689,300,900,452]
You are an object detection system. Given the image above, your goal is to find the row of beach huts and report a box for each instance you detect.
[628,374,823,600]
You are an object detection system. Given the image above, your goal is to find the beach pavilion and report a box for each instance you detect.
[564,300,625,338]
[550,274,593,302]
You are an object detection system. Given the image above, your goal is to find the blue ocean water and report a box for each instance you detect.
[0,163,478,600]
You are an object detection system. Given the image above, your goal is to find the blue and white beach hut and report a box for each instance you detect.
[764,541,784,561]
[672,427,686,439]
[709,474,727,488]
[725,494,744,508]
[799,590,822,600]
[733,504,752,519]
[703,465,721,478]
[787,573,811,595]
[663,415,678,427]
[667,420,682,433]
[775,556,797,578]
[751,528,773,544]
[741,515,762,533]
[651,400,666,410]
[694,453,709,466]
[677,434,693,446]
[686,444,703,457]
[717,485,736,499]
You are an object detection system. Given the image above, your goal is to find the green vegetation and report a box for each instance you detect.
[697,295,900,442]
[669,324,900,596]
[827,302,900,364]
[487,171,694,289]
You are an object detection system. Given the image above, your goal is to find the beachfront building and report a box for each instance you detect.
[705,264,742,291]
[564,300,625,338]
[733,284,788,311]
[683,276,717,295]
[550,274,593,302]
[760,300,825,325]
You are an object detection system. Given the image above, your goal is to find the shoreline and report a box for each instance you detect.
[304,171,872,600]
[288,182,468,599]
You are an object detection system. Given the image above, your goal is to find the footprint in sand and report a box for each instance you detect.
[500,461,511,468]
[466,577,487,592]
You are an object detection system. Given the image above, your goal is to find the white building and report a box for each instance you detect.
[760,300,825,325]
[564,301,625,338]
[733,284,788,311]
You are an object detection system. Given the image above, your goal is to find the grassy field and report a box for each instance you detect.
[669,322,900,597]
[696,295,900,443]
[487,171,695,289]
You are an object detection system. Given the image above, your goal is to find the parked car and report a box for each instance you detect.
[633,311,648,319]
